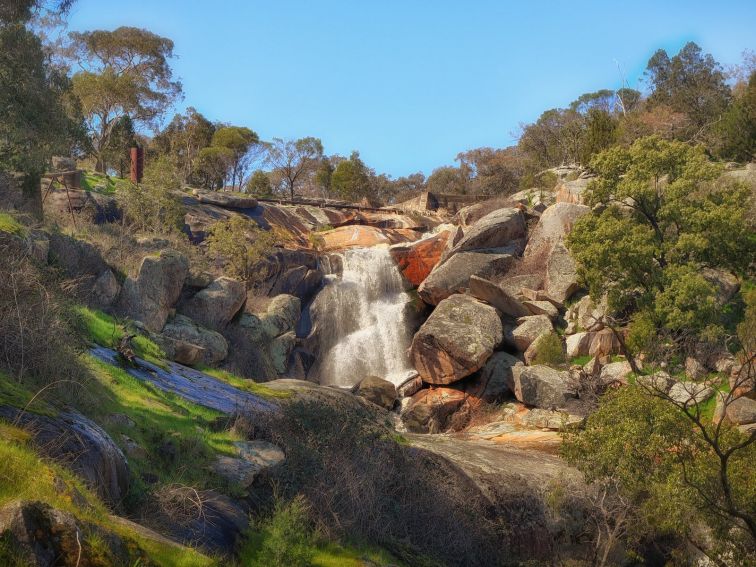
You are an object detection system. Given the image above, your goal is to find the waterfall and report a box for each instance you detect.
[309,247,416,388]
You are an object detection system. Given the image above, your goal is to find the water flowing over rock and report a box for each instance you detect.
[308,247,416,387]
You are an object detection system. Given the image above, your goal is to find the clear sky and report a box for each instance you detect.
[65,0,756,177]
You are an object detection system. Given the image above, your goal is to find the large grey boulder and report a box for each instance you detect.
[442,207,526,261]
[524,203,590,257]
[162,314,229,364]
[545,243,580,303]
[0,407,129,507]
[91,269,121,308]
[411,294,503,385]
[723,396,756,425]
[669,382,715,406]
[179,276,246,332]
[418,250,514,305]
[509,315,553,352]
[117,250,189,332]
[0,501,130,566]
[468,275,530,318]
[511,365,574,409]
[356,376,398,409]
[565,331,593,359]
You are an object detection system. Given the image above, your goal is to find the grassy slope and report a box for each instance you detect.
[0,419,214,566]
[79,171,133,195]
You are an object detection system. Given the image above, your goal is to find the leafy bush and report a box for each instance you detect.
[206,216,275,282]
[116,156,185,234]
[531,332,566,366]
[241,496,315,567]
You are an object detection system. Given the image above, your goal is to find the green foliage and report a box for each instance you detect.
[425,165,468,195]
[115,157,185,234]
[208,126,259,189]
[0,212,25,236]
[566,136,754,347]
[531,332,566,366]
[69,26,182,172]
[562,386,756,556]
[715,71,756,162]
[100,115,136,177]
[246,169,273,196]
[151,107,215,186]
[0,418,215,566]
[206,216,275,282]
[73,306,165,365]
[194,364,291,400]
[241,496,315,567]
[645,42,731,132]
[330,151,373,202]
[0,22,82,179]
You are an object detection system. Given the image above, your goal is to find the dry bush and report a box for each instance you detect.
[0,236,86,395]
[250,394,527,566]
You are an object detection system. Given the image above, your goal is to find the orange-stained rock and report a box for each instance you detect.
[316,225,421,251]
[400,387,467,433]
[389,231,450,287]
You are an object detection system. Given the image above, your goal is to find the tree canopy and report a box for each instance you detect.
[265,137,324,200]
[69,26,182,172]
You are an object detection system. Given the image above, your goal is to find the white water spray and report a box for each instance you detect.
[312,247,415,388]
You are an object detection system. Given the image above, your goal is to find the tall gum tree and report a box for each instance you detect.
[69,26,182,172]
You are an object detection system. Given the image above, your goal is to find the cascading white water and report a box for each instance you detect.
[313,247,415,388]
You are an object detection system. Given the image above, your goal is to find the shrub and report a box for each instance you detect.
[242,496,315,567]
[115,156,185,235]
[206,216,275,282]
[531,332,566,366]
[0,235,85,396]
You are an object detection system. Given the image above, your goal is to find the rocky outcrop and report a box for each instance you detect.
[511,365,574,409]
[224,294,302,381]
[522,203,590,302]
[588,328,622,358]
[468,275,530,318]
[509,315,553,352]
[418,250,515,305]
[565,331,593,359]
[0,501,131,567]
[0,407,129,507]
[389,230,450,287]
[178,276,246,332]
[669,382,715,406]
[356,376,398,409]
[442,208,526,261]
[194,190,258,209]
[474,351,523,402]
[211,440,285,489]
[411,295,503,385]
[401,387,467,433]
[117,250,189,332]
[316,225,421,251]
[544,243,580,303]
[555,176,592,204]
[565,294,606,334]
[161,314,229,364]
[48,232,107,280]
[91,269,121,308]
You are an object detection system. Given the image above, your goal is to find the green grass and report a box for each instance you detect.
[570,355,592,366]
[73,306,165,366]
[0,372,58,416]
[85,356,244,497]
[195,364,292,400]
[0,212,25,236]
[79,171,133,195]
[0,420,214,566]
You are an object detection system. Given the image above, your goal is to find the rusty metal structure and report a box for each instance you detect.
[130,146,144,184]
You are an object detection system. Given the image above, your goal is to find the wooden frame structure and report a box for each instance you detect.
[41,170,79,229]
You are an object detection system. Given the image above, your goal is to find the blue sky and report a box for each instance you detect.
[65,0,756,177]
